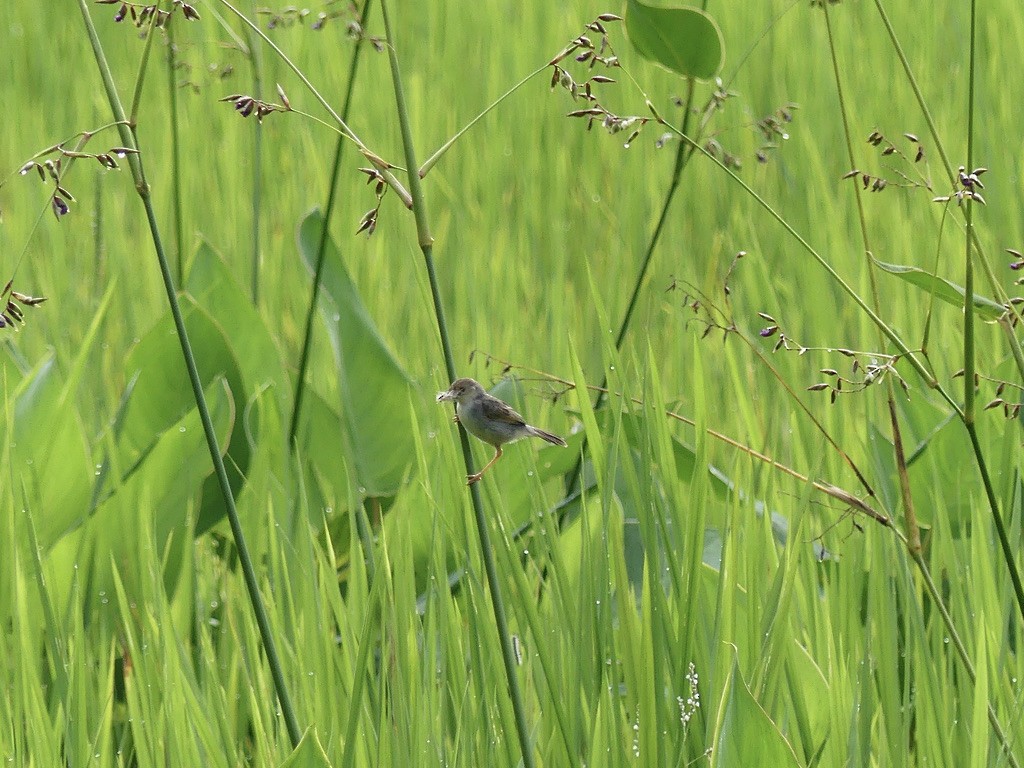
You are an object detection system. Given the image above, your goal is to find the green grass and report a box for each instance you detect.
[2,0,1024,765]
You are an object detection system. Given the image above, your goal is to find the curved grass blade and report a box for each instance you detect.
[874,259,1004,321]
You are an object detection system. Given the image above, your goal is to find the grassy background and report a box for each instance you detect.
[2,0,1023,765]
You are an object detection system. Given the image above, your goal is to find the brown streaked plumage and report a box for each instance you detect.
[437,377,567,484]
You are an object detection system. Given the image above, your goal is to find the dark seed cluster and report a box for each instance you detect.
[0,280,47,331]
[355,167,389,237]
[756,311,910,403]
[953,369,1023,420]
[549,15,660,149]
[550,15,800,165]
[18,140,138,220]
[752,104,799,164]
[999,253,1024,330]
[667,274,739,344]
[843,131,930,193]
[220,84,293,124]
[257,1,378,39]
[804,349,910,404]
[95,0,199,28]
[702,138,742,171]
[173,58,237,96]
[683,83,799,168]
[933,165,988,207]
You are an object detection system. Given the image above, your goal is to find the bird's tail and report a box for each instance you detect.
[527,426,568,447]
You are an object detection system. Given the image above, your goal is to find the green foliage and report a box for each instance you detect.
[1,0,1023,766]
[122,293,246,533]
[298,209,415,498]
[625,0,723,81]
[8,355,92,547]
[713,660,801,767]
[875,258,1005,321]
[281,728,334,768]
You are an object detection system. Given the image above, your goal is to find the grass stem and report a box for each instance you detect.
[76,0,303,748]
[288,0,375,448]
[379,2,538,765]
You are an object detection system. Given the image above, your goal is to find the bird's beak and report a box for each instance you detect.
[436,388,455,402]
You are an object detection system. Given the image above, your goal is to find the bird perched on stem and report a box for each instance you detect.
[437,377,567,484]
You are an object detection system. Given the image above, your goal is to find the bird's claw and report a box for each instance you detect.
[452,414,460,424]
[466,473,482,485]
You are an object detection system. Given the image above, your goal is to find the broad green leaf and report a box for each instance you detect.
[84,378,233,620]
[185,242,286,529]
[298,209,415,497]
[713,659,802,768]
[786,638,831,758]
[865,421,900,521]
[5,354,92,549]
[874,259,1004,320]
[185,241,287,396]
[968,613,989,768]
[625,0,723,81]
[297,386,353,547]
[278,727,333,768]
[120,297,247,533]
[94,378,233,541]
[607,410,828,565]
[121,298,243,455]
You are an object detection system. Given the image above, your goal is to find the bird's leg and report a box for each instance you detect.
[452,413,460,424]
[467,447,502,485]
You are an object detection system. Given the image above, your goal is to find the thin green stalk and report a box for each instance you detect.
[961,0,1024,624]
[562,97,694,509]
[218,0,413,208]
[76,0,303,748]
[559,1,813,511]
[667,119,961,416]
[821,5,919,552]
[339,556,384,768]
[816,8,1024,755]
[166,19,184,284]
[247,22,264,306]
[418,63,548,178]
[908,547,1021,768]
[128,9,160,124]
[378,3,537,766]
[288,0,375,448]
[963,0,978,439]
[872,0,1024,379]
[854,519,1023,766]
[830,2,1023,750]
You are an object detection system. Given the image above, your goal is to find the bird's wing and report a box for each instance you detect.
[480,395,527,426]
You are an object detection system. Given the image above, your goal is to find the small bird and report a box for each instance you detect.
[437,377,568,484]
